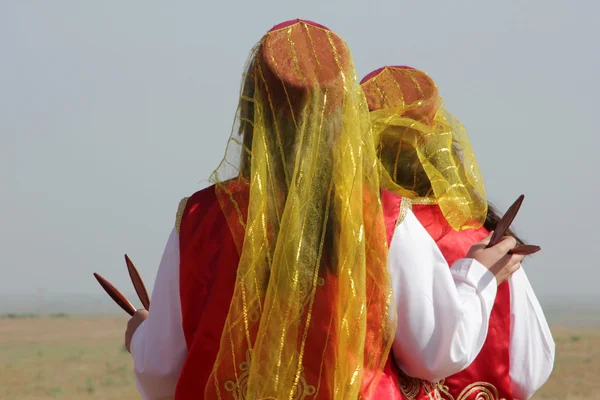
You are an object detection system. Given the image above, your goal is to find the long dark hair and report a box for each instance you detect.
[484,203,526,245]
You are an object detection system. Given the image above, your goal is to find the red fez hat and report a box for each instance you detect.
[255,19,350,116]
[360,66,438,124]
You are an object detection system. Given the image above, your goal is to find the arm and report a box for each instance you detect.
[389,209,498,382]
[129,227,187,400]
[508,267,555,399]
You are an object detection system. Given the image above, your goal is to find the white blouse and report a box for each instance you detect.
[130,209,555,400]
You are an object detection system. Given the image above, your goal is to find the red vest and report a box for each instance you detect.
[174,185,240,399]
[393,201,513,400]
[174,185,406,399]
[174,187,511,399]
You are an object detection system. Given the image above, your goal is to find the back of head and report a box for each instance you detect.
[208,20,394,400]
[233,20,351,181]
[361,66,487,230]
[258,19,349,116]
[361,67,439,198]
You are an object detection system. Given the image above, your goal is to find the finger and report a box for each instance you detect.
[509,261,521,275]
[511,254,525,268]
[467,243,487,255]
[125,331,131,353]
[498,236,517,246]
[492,254,521,285]
[492,253,513,272]
[478,231,494,246]
[504,270,517,283]
[494,236,517,254]
[505,254,524,273]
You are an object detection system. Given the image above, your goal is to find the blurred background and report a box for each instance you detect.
[1,1,598,399]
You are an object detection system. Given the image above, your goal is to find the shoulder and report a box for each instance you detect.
[380,189,413,226]
[175,185,219,234]
[174,179,250,234]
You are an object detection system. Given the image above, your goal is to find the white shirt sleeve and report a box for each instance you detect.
[508,267,555,399]
[129,227,187,400]
[389,209,498,382]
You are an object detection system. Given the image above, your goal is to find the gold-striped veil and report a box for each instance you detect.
[207,20,395,399]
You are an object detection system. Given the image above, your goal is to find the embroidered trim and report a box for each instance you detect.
[396,197,413,226]
[224,350,316,399]
[397,368,506,400]
[409,196,438,205]
[456,382,505,400]
[175,197,190,234]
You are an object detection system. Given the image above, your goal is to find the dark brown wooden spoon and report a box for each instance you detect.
[487,194,525,248]
[125,254,150,311]
[509,244,541,256]
[93,273,136,316]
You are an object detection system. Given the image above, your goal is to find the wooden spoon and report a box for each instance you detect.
[93,273,136,316]
[125,254,150,311]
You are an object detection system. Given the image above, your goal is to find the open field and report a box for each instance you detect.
[1,317,599,399]
[0,317,138,400]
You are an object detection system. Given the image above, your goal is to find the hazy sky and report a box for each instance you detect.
[2,1,598,305]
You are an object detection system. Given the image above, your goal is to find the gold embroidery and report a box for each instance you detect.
[397,367,440,400]
[398,371,421,398]
[397,368,506,400]
[224,350,316,399]
[175,197,190,234]
[455,382,505,400]
[409,196,438,205]
[224,350,251,399]
[396,197,413,226]
[435,381,453,399]
[299,276,326,309]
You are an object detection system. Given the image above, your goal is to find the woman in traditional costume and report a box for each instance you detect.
[125,22,525,400]
[360,65,555,399]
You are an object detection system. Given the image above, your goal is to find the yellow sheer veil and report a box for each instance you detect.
[207,20,395,399]
[361,66,487,230]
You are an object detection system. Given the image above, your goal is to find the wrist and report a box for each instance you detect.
[452,258,497,295]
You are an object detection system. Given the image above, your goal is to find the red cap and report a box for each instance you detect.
[361,66,438,124]
[256,19,350,116]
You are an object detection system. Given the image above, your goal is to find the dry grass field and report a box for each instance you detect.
[0,317,138,400]
[0,316,599,399]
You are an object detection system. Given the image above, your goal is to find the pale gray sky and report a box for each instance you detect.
[1,1,598,306]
